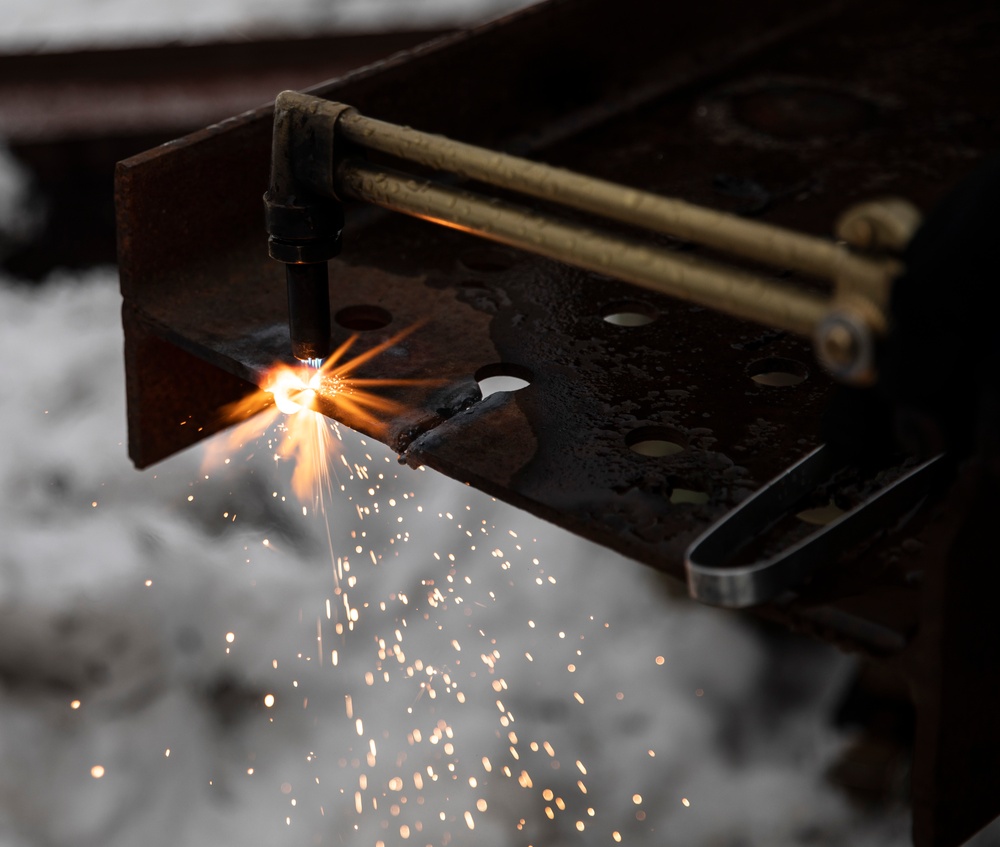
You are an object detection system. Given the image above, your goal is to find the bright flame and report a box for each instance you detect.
[268,368,320,416]
[204,325,437,504]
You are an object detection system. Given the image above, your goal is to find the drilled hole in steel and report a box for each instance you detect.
[796,499,845,526]
[475,363,533,398]
[733,84,875,141]
[670,487,710,505]
[601,300,657,326]
[626,426,686,457]
[459,247,517,273]
[748,357,808,386]
[334,305,392,331]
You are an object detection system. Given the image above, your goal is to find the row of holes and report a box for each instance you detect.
[335,270,812,509]
[477,365,833,519]
[333,300,662,331]
[336,304,808,390]
[458,246,802,383]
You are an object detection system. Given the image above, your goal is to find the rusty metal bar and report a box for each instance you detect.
[337,157,830,336]
[334,103,898,295]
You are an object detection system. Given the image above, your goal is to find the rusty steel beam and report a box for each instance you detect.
[0,31,452,143]
[0,29,448,277]
[115,0,1000,844]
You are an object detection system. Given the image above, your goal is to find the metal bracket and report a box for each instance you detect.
[685,445,948,607]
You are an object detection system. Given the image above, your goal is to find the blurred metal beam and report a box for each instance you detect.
[0,29,448,276]
[0,31,451,143]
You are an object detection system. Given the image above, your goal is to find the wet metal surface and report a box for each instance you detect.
[116,2,1000,843]
[117,0,1000,635]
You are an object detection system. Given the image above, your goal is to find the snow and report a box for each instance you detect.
[0,146,43,253]
[0,0,537,51]
[0,2,954,844]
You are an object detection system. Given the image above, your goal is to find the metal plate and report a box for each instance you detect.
[117,0,999,629]
[115,2,1000,843]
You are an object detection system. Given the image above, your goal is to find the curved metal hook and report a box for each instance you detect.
[685,444,947,608]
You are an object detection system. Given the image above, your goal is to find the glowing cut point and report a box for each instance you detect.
[268,368,320,415]
[203,324,436,506]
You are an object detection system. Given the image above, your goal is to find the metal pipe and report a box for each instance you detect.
[285,263,331,361]
[336,108,896,297]
[337,158,830,337]
[265,91,346,361]
[268,92,911,382]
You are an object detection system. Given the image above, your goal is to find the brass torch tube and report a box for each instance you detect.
[336,109,890,295]
[337,159,829,337]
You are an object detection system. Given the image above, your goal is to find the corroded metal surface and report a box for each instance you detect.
[116,1,1000,844]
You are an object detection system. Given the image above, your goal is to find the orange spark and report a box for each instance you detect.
[204,325,439,504]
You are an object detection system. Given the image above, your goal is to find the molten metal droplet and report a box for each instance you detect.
[278,386,317,415]
[202,324,432,506]
[268,368,320,415]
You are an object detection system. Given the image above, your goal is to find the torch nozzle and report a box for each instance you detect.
[286,263,332,363]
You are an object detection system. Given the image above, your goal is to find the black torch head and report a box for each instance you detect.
[264,188,343,364]
[285,262,332,362]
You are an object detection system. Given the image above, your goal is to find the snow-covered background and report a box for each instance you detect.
[0,2,970,845]
[0,0,535,50]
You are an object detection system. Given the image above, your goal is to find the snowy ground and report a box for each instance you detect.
[0,0,536,50]
[0,1,955,844]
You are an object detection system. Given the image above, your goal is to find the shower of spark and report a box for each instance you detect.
[200,323,441,644]
[204,325,435,504]
[193,326,642,844]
